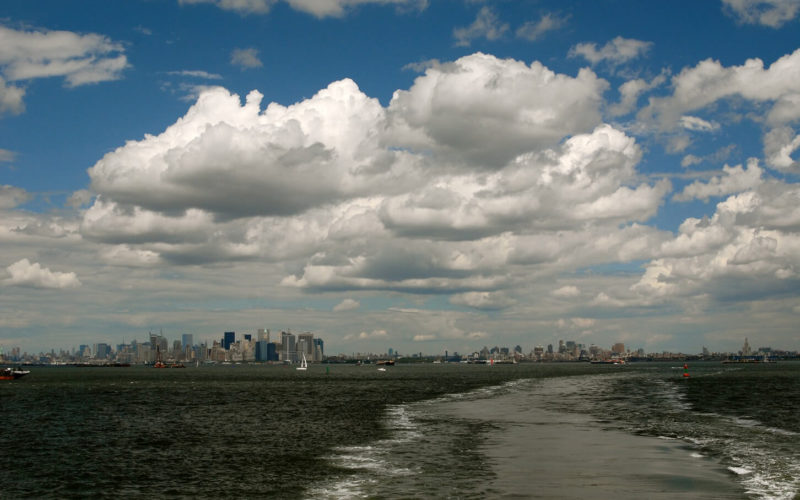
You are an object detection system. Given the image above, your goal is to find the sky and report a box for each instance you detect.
[1,0,799,356]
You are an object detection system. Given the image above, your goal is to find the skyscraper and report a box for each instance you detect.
[298,332,314,356]
[281,331,296,363]
[313,338,324,362]
[182,334,193,350]
[224,331,235,350]
[255,340,269,362]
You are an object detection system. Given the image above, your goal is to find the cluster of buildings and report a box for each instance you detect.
[2,329,324,366]
[2,333,797,366]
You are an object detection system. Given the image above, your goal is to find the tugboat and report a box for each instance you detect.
[0,367,30,380]
[153,346,167,368]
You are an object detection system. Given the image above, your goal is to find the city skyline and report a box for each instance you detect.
[2,1,800,355]
[2,327,795,364]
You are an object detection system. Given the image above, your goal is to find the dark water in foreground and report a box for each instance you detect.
[0,362,797,498]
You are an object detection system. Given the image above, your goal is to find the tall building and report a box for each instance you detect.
[281,331,296,363]
[612,343,625,355]
[224,331,235,350]
[149,332,168,354]
[95,343,111,359]
[182,334,194,350]
[312,338,324,362]
[257,328,269,342]
[298,333,314,356]
[255,340,270,362]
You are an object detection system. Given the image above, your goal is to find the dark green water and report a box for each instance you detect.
[1,362,797,499]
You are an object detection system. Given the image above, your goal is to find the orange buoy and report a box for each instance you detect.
[683,363,690,378]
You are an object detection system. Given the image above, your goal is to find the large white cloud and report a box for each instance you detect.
[3,259,81,289]
[632,180,800,303]
[80,52,676,304]
[379,124,667,238]
[88,79,420,219]
[387,52,608,168]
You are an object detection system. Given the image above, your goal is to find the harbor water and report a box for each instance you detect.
[1,362,798,498]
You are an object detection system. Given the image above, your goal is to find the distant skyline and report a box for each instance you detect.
[1,0,799,355]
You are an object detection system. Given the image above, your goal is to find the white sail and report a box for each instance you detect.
[297,353,308,371]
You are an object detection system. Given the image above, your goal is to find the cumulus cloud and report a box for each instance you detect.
[333,298,360,311]
[515,12,568,41]
[230,48,263,69]
[3,259,81,289]
[81,52,672,301]
[380,124,666,239]
[631,180,800,304]
[722,0,800,27]
[0,25,128,87]
[766,92,800,125]
[764,126,800,170]
[569,36,653,67]
[87,79,418,219]
[453,7,509,46]
[387,52,608,167]
[639,49,800,131]
[674,159,763,202]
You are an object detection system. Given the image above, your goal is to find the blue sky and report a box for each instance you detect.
[1,0,799,355]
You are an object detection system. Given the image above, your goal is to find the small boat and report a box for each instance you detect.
[296,353,308,371]
[377,367,387,372]
[154,346,166,368]
[1,367,30,380]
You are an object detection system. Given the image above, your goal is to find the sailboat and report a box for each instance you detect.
[296,353,308,371]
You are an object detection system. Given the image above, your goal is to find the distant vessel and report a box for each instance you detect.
[376,360,395,366]
[154,346,167,368]
[1,367,30,380]
[722,356,774,364]
[296,354,308,371]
